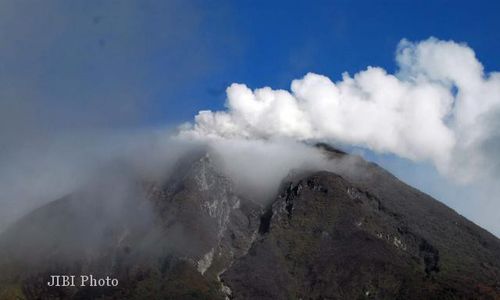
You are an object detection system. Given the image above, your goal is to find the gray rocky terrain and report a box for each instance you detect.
[0,144,499,299]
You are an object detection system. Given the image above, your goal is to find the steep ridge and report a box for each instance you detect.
[222,146,500,299]
[0,152,260,299]
[0,145,498,299]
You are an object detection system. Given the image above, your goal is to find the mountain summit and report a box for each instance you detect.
[0,144,499,299]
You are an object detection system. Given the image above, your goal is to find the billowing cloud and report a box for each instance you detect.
[182,38,500,183]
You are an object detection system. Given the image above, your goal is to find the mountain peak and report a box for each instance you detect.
[0,146,499,299]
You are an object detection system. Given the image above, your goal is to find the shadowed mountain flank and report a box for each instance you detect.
[0,145,499,299]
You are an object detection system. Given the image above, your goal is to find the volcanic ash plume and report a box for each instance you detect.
[181,38,500,184]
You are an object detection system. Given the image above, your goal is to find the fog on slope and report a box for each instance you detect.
[0,130,195,232]
[0,128,349,234]
[1,31,499,241]
[0,0,232,231]
[181,37,500,236]
[182,37,500,186]
[208,138,331,202]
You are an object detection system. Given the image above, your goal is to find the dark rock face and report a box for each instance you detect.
[0,146,499,299]
[221,148,500,299]
[222,172,500,299]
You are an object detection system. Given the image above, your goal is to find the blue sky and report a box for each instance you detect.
[158,0,500,124]
[3,0,499,128]
[0,0,499,234]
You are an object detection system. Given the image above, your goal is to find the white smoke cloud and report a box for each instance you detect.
[181,38,500,183]
[207,138,331,202]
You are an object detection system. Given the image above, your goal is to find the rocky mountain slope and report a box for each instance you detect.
[0,145,499,299]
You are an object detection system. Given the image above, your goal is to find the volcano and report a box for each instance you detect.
[0,144,499,299]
